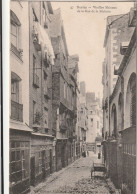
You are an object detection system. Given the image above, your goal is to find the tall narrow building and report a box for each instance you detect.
[50,9,79,171]
[10,2,32,193]
[28,1,55,186]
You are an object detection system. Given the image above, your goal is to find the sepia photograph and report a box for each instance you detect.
[7,0,136,193]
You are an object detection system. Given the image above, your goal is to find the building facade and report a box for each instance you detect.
[79,82,88,154]
[10,2,32,193]
[102,13,134,138]
[86,93,103,143]
[50,9,79,171]
[29,2,55,186]
[102,6,136,193]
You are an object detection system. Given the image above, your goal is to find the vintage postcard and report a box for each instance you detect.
[3,0,136,193]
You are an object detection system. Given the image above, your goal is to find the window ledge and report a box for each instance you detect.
[10,44,23,62]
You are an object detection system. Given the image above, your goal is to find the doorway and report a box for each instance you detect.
[49,149,52,174]
[30,156,35,186]
[42,150,46,179]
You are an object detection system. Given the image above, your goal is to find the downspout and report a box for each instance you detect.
[41,45,43,133]
[108,25,111,138]
[40,10,43,134]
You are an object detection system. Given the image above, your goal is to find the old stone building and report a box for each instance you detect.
[102,5,136,193]
[102,12,134,138]
[10,2,32,194]
[28,2,55,186]
[9,2,81,193]
[79,82,88,154]
[86,94,102,144]
[49,9,79,171]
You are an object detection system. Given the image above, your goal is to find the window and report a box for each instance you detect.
[11,73,23,121]
[10,10,21,49]
[64,82,66,98]
[91,118,93,127]
[11,79,19,103]
[33,55,36,74]
[38,152,42,174]
[33,101,36,124]
[44,107,48,128]
[33,55,39,88]
[11,23,18,48]
[10,141,30,183]
[44,71,48,94]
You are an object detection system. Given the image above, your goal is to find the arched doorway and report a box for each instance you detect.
[125,73,136,127]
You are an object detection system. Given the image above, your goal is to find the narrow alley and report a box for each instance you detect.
[8,1,136,194]
[30,152,118,194]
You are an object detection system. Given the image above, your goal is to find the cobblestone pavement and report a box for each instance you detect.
[30,152,119,194]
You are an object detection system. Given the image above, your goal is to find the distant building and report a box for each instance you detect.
[80,81,86,96]
[86,95,102,143]
[86,92,95,106]
[79,82,88,153]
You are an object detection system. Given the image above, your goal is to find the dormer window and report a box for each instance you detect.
[120,42,129,55]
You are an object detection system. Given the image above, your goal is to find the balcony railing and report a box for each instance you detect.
[11,100,23,122]
[33,73,39,88]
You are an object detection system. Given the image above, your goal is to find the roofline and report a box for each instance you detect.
[103,13,128,47]
[110,28,136,104]
[116,28,136,76]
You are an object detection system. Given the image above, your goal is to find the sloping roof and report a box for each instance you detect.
[117,28,136,76]
[49,9,69,56]
[51,37,60,54]
[104,14,128,47]
[107,14,125,25]
[68,54,79,71]
[10,121,33,132]
[47,2,53,14]
[49,9,62,37]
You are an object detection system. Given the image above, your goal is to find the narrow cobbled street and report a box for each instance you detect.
[30,152,118,194]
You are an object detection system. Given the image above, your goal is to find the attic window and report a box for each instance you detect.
[120,42,129,55]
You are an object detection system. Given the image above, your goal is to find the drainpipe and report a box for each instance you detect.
[108,24,111,138]
[41,44,43,133]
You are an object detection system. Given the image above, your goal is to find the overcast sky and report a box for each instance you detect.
[51,2,134,98]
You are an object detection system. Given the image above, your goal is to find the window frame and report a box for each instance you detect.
[11,23,19,48]
[11,79,19,103]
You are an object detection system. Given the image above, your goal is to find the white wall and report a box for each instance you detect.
[10,2,30,125]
